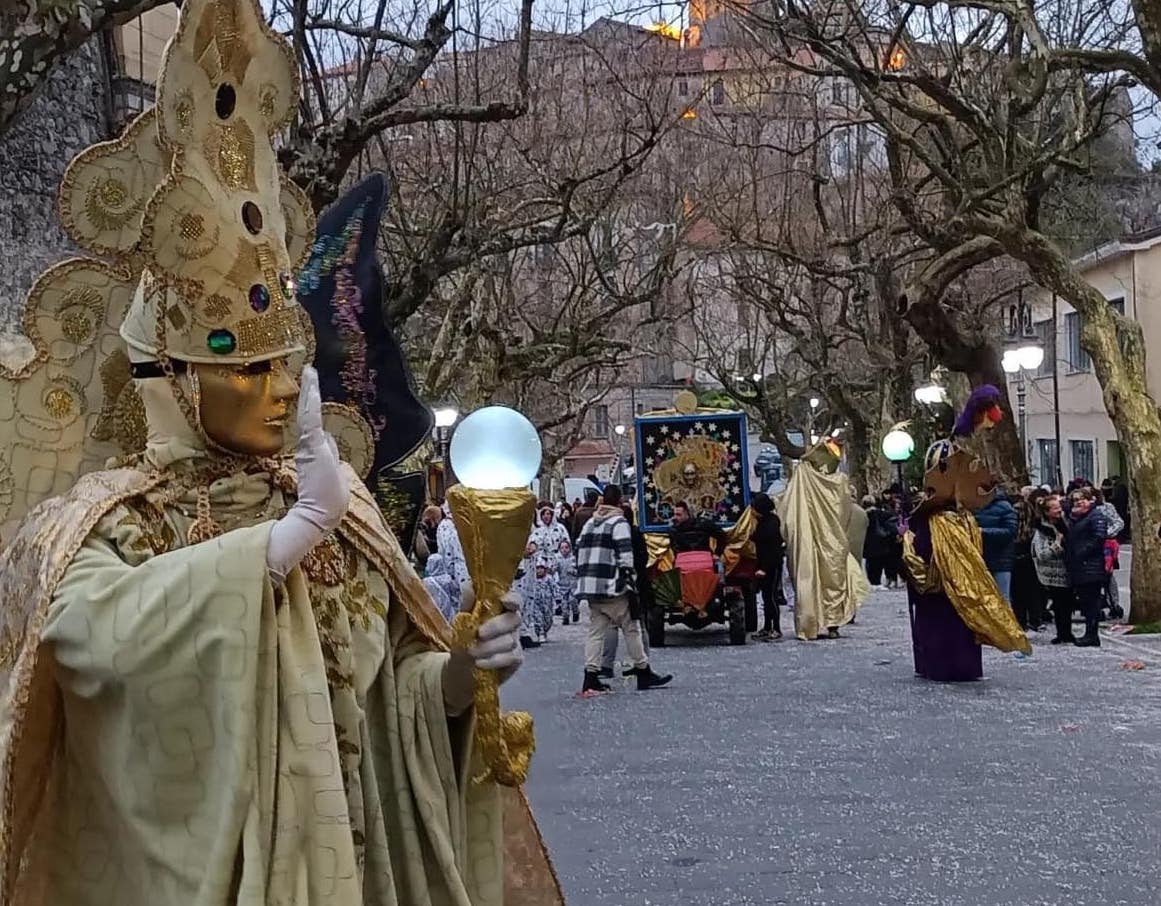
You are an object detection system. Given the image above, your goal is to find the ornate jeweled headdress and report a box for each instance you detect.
[0,0,316,539]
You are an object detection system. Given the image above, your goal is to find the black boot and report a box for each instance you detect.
[597,667,614,679]
[582,670,611,693]
[1074,634,1101,648]
[633,666,673,690]
[520,635,540,650]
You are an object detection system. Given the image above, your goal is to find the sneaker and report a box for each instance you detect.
[827,628,841,639]
[753,628,774,642]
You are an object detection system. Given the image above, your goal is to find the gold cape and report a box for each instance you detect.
[0,463,565,905]
[902,509,1031,655]
[776,465,868,640]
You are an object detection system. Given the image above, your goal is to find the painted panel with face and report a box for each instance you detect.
[193,357,298,456]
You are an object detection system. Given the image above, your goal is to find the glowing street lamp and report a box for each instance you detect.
[881,428,915,463]
[432,406,461,498]
[1015,345,1045,371]
[1003,289,1045,463]
[914,383,946,405]
[882,426,915,510]
[434,406,460,428]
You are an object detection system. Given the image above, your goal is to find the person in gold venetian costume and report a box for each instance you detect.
[902,387,1032,680]
[0,1,563,903]
[776,439,869,640]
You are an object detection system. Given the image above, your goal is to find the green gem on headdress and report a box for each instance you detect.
[207,329,237,354]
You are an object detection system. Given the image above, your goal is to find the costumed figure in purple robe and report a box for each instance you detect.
[903,386,1031,680]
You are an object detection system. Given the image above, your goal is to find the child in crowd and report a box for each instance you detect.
[422,552,459,623]
[514,541,542,649]
[557,539,579,625]
[528,553,559,643]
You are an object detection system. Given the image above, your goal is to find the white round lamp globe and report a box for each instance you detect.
[881,429,915,463]
[449,406,543,490]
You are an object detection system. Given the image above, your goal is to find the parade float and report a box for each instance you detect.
[634,391,759,645]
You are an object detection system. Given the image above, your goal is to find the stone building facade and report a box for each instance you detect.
[0,4,181,336]
[0,41,112,334]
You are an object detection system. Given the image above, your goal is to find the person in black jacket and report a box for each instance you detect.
[1063,487,1109,647]
[670,501,727,553]
[750,492,788,640]
[862,495,901,588]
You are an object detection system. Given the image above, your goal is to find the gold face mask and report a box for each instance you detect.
[193,358,299,457]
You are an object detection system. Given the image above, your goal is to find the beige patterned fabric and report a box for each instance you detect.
[0,458,565,905]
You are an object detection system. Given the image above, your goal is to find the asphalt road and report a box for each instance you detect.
[503,584,1161,906]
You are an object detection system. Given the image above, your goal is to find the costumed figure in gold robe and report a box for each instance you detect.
[902,386,1031,681]
[776,439,869,641]
[0,2,563,903]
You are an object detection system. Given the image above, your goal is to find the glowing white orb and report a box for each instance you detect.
[881,429,915,463]
[449,406,543,489]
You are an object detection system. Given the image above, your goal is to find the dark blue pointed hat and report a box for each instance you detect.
[297,172,432,543]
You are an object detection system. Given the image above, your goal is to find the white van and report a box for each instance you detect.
[533,477,603,504]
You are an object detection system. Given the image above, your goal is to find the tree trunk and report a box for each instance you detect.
[844,416,872,499]
[0,0,169,137]
[996,223,1161,623]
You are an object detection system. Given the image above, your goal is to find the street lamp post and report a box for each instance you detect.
[1002,290,1044,473]
[881,427,915,516]
[433,406,460,499]
[613,424,627,487]
[807,396,820,441]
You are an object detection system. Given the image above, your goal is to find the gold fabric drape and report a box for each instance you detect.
[777,465,868,640]
[903,509,1031,655]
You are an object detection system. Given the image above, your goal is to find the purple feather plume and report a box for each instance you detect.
[952,384,1002,438]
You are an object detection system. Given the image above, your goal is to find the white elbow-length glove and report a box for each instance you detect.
[443,583,524,716]
[267,366,350,584]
